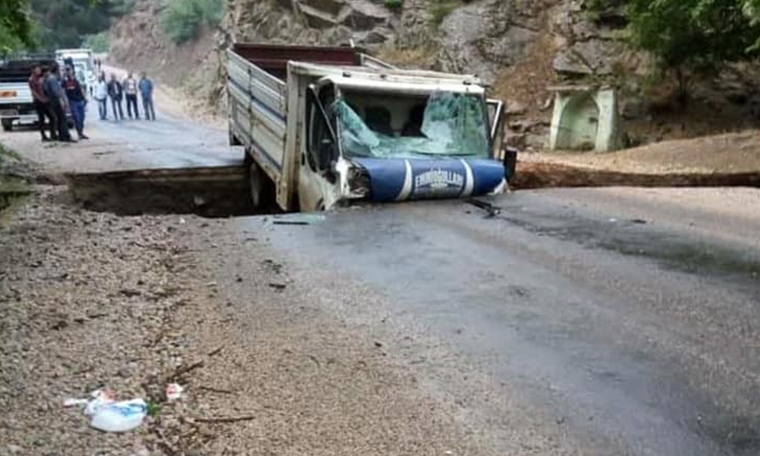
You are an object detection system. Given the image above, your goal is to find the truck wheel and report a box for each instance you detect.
[249,161,274,209]
[1,120,12,132]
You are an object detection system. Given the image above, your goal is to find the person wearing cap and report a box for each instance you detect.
[63,66,89,140]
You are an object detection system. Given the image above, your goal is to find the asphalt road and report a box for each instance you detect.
[231,188,760,456]
[0,89,241,174]
[85,99,241,169]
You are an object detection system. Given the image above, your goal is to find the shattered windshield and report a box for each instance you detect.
[332,91,490,159]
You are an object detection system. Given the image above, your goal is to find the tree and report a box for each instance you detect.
[741,0,760,48]
[29,0,134,50]
[0,0,135,53]
[161,0,222,44]
[0,0,33,53]
[590,0,760,101]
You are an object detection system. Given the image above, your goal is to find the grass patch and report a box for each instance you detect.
[376,43,440,69]
[429,0,462,27]
[161,0,223,44]
[0,143,21,163]
[0,143,31,213]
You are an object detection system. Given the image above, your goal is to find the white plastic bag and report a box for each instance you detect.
[89,399,147,433]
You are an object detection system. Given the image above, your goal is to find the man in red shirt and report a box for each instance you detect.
[28,64,57,142]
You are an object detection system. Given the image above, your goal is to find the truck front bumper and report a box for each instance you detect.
[1,104,38,125]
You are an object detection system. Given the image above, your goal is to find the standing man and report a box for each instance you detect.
[138,72,155,121]
[107,73,124,122]
[95,73,109,120]
[44,64,73,142]
[28,64,57,142]
[63,66,89,140]
[123,72,139,119]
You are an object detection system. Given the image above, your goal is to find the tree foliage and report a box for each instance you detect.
[161,0,222,44]
[0,0,33,53]
[590,0,760,71]
[0,0,134,53]
[30,0,134,50]
[83,31,110,53]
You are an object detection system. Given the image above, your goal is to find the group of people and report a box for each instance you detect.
[93,72,155,122]
[27,63,156,144]
[28,63,87,142]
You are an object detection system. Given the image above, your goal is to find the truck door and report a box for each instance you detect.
[298,84,341,212]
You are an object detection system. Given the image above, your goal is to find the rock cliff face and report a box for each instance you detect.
[218,0,400,50]
[217,0,630,84]
[110,0,760,150]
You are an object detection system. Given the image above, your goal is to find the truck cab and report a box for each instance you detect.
[295,65,508,211]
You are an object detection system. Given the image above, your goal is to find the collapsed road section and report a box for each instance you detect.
[65,165,260,217]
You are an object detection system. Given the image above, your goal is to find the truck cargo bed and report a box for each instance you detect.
[226,43,365,203]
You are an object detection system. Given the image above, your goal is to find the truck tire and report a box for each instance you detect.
[1,120,12,132]
[229,130,243,146]
[249,161,275,209]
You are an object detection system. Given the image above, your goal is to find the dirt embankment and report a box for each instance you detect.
[515,129,760,189]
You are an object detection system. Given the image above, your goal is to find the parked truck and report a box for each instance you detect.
[0,58,53,131]
[0,58,75,132]
[227,43,516,212]
[55,48,94,97]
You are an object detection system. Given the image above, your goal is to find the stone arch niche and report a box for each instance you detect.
[549,86,621,152]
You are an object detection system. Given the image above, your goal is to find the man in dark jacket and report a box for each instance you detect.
[28,65,57,142]
[44,64,73,142]
[138,72,155,121]
[107,74,124,122]
[63,66,89,140]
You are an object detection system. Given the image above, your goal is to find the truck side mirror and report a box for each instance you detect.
[503,146,518,182]
[486,99,505,160]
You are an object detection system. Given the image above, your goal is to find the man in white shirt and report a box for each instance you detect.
[123,72,139,119]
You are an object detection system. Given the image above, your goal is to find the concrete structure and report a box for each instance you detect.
[548,85,620,152]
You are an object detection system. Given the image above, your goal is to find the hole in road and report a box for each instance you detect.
[65,166,280,218]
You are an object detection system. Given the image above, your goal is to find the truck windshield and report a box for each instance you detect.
[332,90,490,159]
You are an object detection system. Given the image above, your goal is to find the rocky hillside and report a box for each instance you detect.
[109,0,760,151]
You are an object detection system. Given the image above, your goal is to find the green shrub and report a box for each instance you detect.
[384,0,403,8]
[110,0,138,16]
[161,0,223,44]
[82,31,109,53]
[429,0,461,27]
